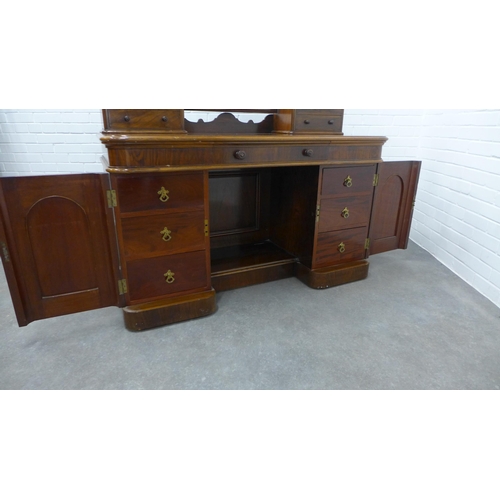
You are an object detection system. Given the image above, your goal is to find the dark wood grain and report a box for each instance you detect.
[120,210,206,259]
[314,227,368,268]
[321,164,376,196]
[103,109,185,133]
[368,161,421,255]
[0,174,119,324]
[115,172,204,214]
[126,250,209,304]
[296,260,369,289]
[123,289,217,331]
[318,194,373,233]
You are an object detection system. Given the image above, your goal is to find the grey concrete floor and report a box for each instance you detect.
[1,242,499,390]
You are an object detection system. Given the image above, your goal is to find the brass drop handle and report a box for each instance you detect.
[164,270,175,284]
[160,227,172,242]
[341,207,350,219]
[338,242,346,254]
[158,187,170,203]
[343,176,353,188]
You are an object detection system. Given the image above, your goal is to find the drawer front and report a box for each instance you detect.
[315,227,368,268]
[116,173,205,214]
[126,251,208,302]
[105,109,184,132]
[121,211,206,259]
[318,195,372,233]
[322,165,376,196]
[212,145,330,165]
[294,113,343,134]
[296,109,344,115]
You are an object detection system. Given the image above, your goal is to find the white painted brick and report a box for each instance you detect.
[42,153,70,163]
[6,113,34,123]
[26,144,55,153]
[69,154,98,163]
[15,153,42,163]
[54,144,83,153]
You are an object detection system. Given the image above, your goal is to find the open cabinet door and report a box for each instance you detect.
[368,161,421,256]
[0,174,122,326]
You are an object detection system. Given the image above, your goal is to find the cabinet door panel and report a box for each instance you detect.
[0,174,120,326]
[368,161,421,255]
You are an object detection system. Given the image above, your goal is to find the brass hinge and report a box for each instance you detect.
[107,189,117,208]
[118,279,128,295]
[1,241,10,262]
[365,238,370,250]
[373,174,379,187]
[316,204,321,223]
[204,219,209,237]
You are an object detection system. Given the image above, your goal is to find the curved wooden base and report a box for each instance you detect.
[296,261,369,289]
[123,289,217,331]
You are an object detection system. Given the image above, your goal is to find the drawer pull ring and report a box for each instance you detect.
[341,207,350,219]
[344,176,353,188]
[164,270,175,284]
[338,242,346,254]
[234,150,246,160]
[303,149,313,157]
[160,227,172,242]
[158,187,170,202]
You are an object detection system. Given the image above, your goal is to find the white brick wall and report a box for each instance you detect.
[0,110,106,176]
[345,109,500,309]
[2,109,499,309]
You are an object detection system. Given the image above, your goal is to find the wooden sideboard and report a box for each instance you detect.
[0,110,420,331]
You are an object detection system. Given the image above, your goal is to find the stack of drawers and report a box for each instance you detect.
[113,172,211,304]
[313,165,377,269]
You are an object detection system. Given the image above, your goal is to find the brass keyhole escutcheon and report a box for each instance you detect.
[158,187,170,202]
[160,227,172,242]
[338,242,346,254]
[344,176,353,188]
[164,270,175,284]
[341,207,350,219]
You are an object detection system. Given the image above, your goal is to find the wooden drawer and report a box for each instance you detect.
[315,227,368,268]
[322,165,376,196]
[318,194,372,233]
[294,110,344,134]
[103,109,184,133]
[126,250,208,302]
[121,211,206,259]
[115,173,205,214]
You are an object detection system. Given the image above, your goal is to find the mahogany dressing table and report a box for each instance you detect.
[0,110,420,330]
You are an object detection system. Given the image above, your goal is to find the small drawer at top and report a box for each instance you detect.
[115,172,205,214]
[104,109,184,132]
[322,165,377,196]
[294,111,344,134]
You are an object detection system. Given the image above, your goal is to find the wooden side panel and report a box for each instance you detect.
[0,174,120,326]
[368,161,421,255]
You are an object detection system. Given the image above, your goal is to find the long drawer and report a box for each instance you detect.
[121,211,206,259]
[315,227,368,268]
[126,251,209,302]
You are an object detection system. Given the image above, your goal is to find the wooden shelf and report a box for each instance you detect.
[210,241,298,292]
